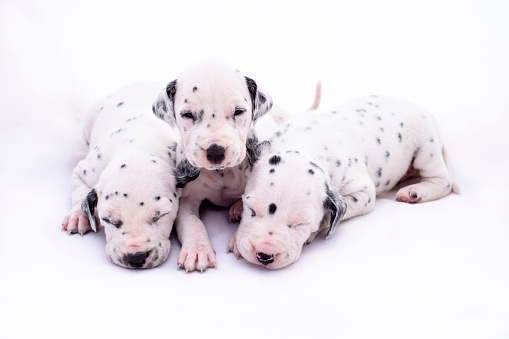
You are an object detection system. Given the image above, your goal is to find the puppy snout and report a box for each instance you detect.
[256,252,275,265]
[206,143,225,164]
[126,250,151,268]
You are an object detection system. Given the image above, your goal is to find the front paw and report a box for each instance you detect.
[62,209,93,236]
[227,230,242,259]
[177,242,217,273]
[228,199,244,222]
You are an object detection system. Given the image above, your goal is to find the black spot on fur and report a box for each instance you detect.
[259,94,267,104]
[269,169,275,174]
[308,169,315,175]
[155,196,161,201]
[430,137,435,142]
[97,154,102,160]
[385,180,391,186]
[398,133,402,142]
[269,155,282,165]
[193,86,198,93]
[121,164,126,169]
[351,196,358,202]
[336,160,342,167]
[377,168,382,177]
[83,169,87,176]
[140,202,144,207]
[385,151,390,159]
[123,194,128,198]
[174,159,200,188]
[117,102,124,107]
[376,137,381,145]
[268,203,277,214]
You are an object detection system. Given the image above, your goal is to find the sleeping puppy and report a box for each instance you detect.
[61,81,196,269]
[228,95,459,269]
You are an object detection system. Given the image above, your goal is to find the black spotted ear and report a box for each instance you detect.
[174,159,200,188]
[245,132,271,167]
[81,188,99,232]
[323,183,347,239]
[245,76,273,125]
[152,80,177,127]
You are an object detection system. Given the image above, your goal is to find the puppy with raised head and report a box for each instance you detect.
[228,95,459,269]
[62,81,196,269]
[152,60,274,273]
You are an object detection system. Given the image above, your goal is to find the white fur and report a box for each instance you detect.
[62,81,181,269]
[152,60,275,272]
[230,95,459,269]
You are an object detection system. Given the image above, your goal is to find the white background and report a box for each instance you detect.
[1,1,508,338]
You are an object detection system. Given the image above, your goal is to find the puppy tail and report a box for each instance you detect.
[442,145,461,194]
[308,81,322,111]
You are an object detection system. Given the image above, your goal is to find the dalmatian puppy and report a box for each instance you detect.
[228,95,459,269]
[152,60,276,273]
[61,81,197,269]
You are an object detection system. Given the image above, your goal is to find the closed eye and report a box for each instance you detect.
[288,222,310,229]
[234,107,246,116]
[151,211,171,223]
[180,110,195,120]
[101,217,123,228]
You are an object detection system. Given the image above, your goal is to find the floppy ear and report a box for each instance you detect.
[245,132,271,167]
[174,158,200,188]
[245,76,273,125]
[152,80,177,127]
[81,188,99,232]
[323,183,347,239]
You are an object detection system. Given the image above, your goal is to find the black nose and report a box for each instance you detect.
[206,144,225,164]
[256,252,275,265]
[126,251,151,268]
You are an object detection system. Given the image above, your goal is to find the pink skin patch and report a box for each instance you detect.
[396,190,422,203]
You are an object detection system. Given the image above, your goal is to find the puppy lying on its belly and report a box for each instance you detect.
[61,81,196,269]
[228,96,459,269]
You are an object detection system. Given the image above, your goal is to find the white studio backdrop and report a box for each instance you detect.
[0,1,508,338]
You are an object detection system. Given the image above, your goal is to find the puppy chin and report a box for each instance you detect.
[190,152,245,170]
[237,237,299,270]
[106,239,170,269]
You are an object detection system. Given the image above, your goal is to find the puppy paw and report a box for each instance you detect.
[228,199,244,222]
[395,185,422,204]
[177,242,217,273]
[62,209,93,236]
[226,230,242,259]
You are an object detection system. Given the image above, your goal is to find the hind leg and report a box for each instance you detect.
[396,145,454,203]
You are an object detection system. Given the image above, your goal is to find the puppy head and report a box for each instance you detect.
[81,153,194,269]
[153,60,273,170]
[235,151,347,269]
